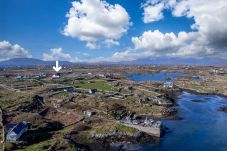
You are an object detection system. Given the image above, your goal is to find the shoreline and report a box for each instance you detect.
[178,88,227,98]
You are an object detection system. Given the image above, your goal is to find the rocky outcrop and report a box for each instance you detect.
[92,131,141,140]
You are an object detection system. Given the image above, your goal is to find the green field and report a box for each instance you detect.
[0,88,32,111]
[94,123,137,135]
[74,80,115,91]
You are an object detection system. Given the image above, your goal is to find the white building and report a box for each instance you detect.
[6,121,28,142]
[89,89,97,94]
[52,74,60,78]
[163,81,173,88]
[84,111,95,117]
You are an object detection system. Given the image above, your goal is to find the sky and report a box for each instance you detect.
[0,0,227,64]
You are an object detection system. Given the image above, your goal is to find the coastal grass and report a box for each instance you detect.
[94,122,137,134]
[74,80,115,91]
[133,105,163,115]
[115,124,137,133]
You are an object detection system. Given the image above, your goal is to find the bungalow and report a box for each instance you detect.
[89,89,97,94]
[52,74,60,78]
[6,121,28,142]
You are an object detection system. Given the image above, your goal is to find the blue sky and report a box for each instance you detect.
[0,0,227,63]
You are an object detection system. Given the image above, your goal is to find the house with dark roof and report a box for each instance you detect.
[89,89,97,94]
[6,121,28,141]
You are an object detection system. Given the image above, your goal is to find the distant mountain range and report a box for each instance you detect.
[0,58,72,67]
[0,57,226,67]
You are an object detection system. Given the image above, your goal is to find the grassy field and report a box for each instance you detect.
[0,77,7,81]
[0,88,32,111]
[94,122,137,134]
[74,80,115,91]
[12,140,53,151]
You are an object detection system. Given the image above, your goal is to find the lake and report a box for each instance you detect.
[127,72,184,82]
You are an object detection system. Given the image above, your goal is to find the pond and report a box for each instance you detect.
[127,72,184,82]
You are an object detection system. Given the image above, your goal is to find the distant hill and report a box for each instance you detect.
[0,57,226,67]
[0,58,72,67]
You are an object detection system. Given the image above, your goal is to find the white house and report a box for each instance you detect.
[6,121,28,142]
[89,89,97,94]
[163,81,173,88]
[84,111,95,117]
[52,74,60,78]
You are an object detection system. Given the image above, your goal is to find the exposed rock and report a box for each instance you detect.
[219,106,227,113]
[191,99,207,102]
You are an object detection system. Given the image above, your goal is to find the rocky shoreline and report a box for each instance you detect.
[179,88,227,98]
[92,131,141,140]
[219,106,227,113]
[87,132,159,151]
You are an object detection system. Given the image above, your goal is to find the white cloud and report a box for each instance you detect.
[0,40,31,61]
[86,42,99,49]
[142,0,176,23]
[42,48,79,62]
[131,30,213,58]
[143,2,165,23]
[63,0,131,49]
[104,39,120,47]
[115,0,227,61]
[171,0,227,49]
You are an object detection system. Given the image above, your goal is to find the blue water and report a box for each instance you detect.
[137,92,227,151]
[127,72,184,81]
[127,74,227,151]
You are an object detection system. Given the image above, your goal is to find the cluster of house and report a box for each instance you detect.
[120,113,162,128]
[15,72,71,80]
[34,73,47,78]
[16,75,30,79]
[212,68,226,74]
[5,121,28,142]
[82,72,122,80]
[16,73,47,79]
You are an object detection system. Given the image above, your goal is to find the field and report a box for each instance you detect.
[94,122,137,134]
[0,87,32,111]
[74,80,115,92]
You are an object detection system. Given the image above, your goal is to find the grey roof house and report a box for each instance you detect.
[6,121,28,141]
